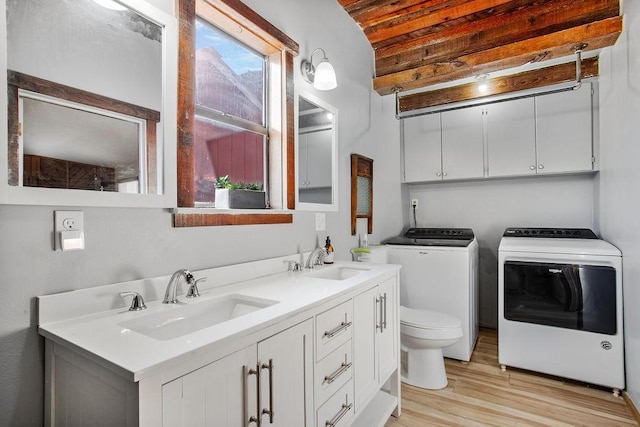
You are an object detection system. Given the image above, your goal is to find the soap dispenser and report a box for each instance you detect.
[324,236,335,264]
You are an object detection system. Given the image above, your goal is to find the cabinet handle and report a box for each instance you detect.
[530,165,536,170]
[324,360,352,384]
[436,172,442,177]
[538,164,544,170]
[382,293,388,330]
[244,364,261,426]
[324,321,352,339]
[325,396,353,427]
[443,172,448,177]
[261,359,274,424]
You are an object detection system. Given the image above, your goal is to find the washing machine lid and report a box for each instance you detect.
[400,306,462,330]
[386,228,475,247]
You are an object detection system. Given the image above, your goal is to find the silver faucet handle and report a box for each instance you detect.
[286,260,302,271]
[314,251,325,266]
[187,277,206,298]
[119,292,147,311]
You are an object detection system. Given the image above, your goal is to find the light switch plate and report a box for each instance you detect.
[315,213,326,231]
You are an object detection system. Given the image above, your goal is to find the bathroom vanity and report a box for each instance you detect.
[38,255,400,427]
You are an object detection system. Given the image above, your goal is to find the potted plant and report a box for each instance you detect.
[214,175,266,209]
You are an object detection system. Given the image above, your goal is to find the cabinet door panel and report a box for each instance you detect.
[378,277,398,382]
[165,344,257,427]
[536,83,593,173]
[258,319,313,427]
[353,285,379,410]
[306,130,332,188]
[441,106,485,180]
[486,98,536,177]
[402,114,442,182]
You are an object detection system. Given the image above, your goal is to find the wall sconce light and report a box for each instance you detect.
[301,48,337,91]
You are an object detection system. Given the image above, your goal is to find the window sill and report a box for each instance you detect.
[172,208,293,227]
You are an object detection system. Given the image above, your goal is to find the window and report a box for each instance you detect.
[194,20,267,204]
[175,0,298,226]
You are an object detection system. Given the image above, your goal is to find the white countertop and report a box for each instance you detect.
[38,259,399,382]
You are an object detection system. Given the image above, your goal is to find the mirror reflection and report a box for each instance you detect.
[298,96,334,205]
[6,0,163,194]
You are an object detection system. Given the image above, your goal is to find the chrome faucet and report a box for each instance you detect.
[305,248,326,269]
[163,269,194,304]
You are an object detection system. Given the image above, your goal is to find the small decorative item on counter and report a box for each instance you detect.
[324,236,335,264]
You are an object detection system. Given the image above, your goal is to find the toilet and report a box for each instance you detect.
[400,306,463,390]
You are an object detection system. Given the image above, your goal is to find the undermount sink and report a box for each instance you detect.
[119,294,278,341]
[305,265,369,281]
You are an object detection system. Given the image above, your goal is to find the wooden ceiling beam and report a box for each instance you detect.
[364,0,514,44]
[373,16,622,96]
[374,0,619,77]
[349,0,463,28]
[398,57,599,112]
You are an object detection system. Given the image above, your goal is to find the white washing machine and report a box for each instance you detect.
[499,227,624,392]
[386,228,479,361]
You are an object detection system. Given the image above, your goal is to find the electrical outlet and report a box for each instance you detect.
[315,213,326,231]
[411,198,419,208]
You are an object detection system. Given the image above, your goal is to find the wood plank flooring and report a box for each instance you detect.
[385,329,638,426]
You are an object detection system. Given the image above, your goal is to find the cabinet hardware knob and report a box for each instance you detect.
[538,164,544,169]
[530,165,536,170]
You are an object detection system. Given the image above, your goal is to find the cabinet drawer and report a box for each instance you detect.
[316,300,353,362]
[315,340,353,407]
[316,380,354,427]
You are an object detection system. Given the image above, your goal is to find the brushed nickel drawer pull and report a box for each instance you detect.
[261,359,274,424]
[244,364,261,426]
[323,321,352,339]
[324,361,352,384]
[325,397,353,427]
[382,293,388,330]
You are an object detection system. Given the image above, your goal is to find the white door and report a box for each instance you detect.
[162,344,257,427]
[353,285,379,410]
[377,277,398,382]
[441,106,485,180]
[257,319,314,427]
[535,83,593,174]
[486,98,536,177]
[402,113,442,182]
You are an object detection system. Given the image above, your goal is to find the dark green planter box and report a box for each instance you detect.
[215,189,266,209]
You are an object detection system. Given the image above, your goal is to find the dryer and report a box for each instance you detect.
[498,227,624,392]
[386,228,479,361]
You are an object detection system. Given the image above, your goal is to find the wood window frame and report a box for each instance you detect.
[174,0,298,227]
[351,153,373,235]
[7,70,160,192]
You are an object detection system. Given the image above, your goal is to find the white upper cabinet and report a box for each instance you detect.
[402,83,596,183]
[403,113,442,182]
[535,83,594,174]
[486,98,537,177]
[441,106,486,180]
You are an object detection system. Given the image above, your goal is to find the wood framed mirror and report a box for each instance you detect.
[350,153,373,235]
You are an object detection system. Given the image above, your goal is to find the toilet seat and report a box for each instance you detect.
[400,306,462,329]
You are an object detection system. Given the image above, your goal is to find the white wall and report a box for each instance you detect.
[406,175,596,327]
[597,0,640,408]
[0,0,402,424]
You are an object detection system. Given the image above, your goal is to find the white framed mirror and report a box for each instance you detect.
[0,0,177,207]
[296,93,338,211]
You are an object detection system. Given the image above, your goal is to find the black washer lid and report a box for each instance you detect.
[503,227,598,239]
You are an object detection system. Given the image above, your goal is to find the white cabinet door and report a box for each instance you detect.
[441,106,485,180]
[535,83,594,174]
[377,277,398,382]
[257,319,314,427]
[402,114,442,182]
[162,320,313,427]
[353,285,379,411]
[486,98,536,177]
[163,344,257,427]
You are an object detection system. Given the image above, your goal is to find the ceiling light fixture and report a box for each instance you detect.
[476,74,489,94]
[301,48,337,91]
[92,0,127,11]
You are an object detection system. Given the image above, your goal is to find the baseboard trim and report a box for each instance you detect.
[623,391,640,424]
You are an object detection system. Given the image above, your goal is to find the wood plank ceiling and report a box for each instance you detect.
[338,0,622,111]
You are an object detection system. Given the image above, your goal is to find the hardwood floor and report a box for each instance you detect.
[385,329,638,426]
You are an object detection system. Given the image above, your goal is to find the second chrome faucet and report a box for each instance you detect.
[163,269,206,304]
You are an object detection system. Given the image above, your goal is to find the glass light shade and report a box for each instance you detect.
[313,60,337,91]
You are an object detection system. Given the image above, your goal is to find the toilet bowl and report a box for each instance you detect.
[400,306,463,390]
